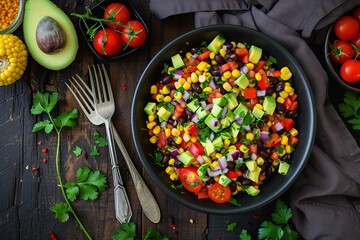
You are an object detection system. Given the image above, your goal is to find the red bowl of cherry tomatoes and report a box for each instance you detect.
[325,5,360,92]
[76,0,149,61]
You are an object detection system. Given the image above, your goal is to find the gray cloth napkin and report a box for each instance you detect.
[150,0,360,239]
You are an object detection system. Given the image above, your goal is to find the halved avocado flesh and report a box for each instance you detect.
[23,0,78,70]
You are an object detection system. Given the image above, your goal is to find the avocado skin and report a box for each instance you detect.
[23,0,78,70]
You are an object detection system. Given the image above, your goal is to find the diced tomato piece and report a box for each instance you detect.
[182,71,191,79]
[157,131,167,148]
[265,133,281,147]
[244,87,257,99]
[253,60,266,72]
[220,63,230,72]
[283,97,292,110]
[271,70,281,77]
[289,93,298,102]
[282,118,294,131]
[187,65,198,73]
[196,187,209,199]
[235,48,248,57]
[189,142,204,158]
[248,144,258,154]
[226,170,243,179]
[197,51,211,61]
[241,54,249,64]
[288,101,298,111]
[288,135,300,147]
[207,88,222,103]
[228,61,239,71]
[187,122,198,136]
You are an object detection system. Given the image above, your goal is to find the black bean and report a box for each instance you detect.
[211,69,221,77]
[276,102,286,114]
[282,153,291,162]
[167,118,174,125]
[229,181,237,192]
[285,109,298,118]
[218,85,227,95]
[174,160,184,168]
[177,116,186,124]
[184,108,193,119]
[262,116,269,123]
[277,128,286,135]
[190,48,198,54]
[268,76,278,85]
[160,75,173,84]
[161,154,170,166]
[266,87,275,96]
[266,167,273,177]
[241,179,252,185]
[227,161,235,170]
[224,42,233,49]
[275,82,285,92]
[215,54,225,65]
[191,83,202,93]
[260,150,269,159]
[207,178,216,185]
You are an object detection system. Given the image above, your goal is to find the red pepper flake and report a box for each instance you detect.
[252,213,262,219]
[215,238,221,240]
[121,84,127,90]
[31,167,39,171]
[169,223,176,230]
[42,148,48,154]
[42,158,47,164]
[49,230,58,240]
[37,140,42,146]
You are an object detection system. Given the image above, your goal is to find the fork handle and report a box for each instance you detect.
[104,120,132,223]
[112,123,161,223]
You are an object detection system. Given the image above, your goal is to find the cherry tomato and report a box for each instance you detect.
[104,3,130,30]
[330,40,354,64]
[353,6,360,24]
[208,182,231,204]
[334,16,359,40]
[352,35,360,59]
[93,28,123,56]
[178,167,203,193]
[340,60,360,83]
[122,20,147,48]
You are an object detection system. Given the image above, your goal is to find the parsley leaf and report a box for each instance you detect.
[144,227,169,240]
[258,221,284,240]
[50,202,70,223]
[228,197,241,206]
[239,230,252,240]
[94,130,108,147]
[31,92,58,115]
[339,91,360,130]
[271,200,292,225]
[226,220,237,234]
[73,146,82,157]
[283,225,299,240]
[54,108,78,129]
[32,120,53,133]
[112,222,136,240]
[90,146,100,156]
[64,165,107,201]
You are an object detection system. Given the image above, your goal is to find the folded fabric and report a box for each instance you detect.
[150,0,360,239]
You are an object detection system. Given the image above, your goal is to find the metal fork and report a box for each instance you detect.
[66,65,161,223]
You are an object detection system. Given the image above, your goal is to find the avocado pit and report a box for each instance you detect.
[36,16,66,54]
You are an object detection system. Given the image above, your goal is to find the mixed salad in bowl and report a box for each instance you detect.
[143,35,300,204]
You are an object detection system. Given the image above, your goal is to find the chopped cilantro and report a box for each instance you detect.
[266,56,277,66]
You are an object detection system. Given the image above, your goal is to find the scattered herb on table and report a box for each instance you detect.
[225,220,237,234]
[90,145,100,156]
[112,222,169,240]
[73,145,82,157]
[338,91,360,130]
[94,130,108,147]
[31,92,91,240]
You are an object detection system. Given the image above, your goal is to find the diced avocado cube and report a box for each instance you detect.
[226,110,235,122]
[219,131,231,140]
[247,166,262,183]
[224,93,238,110]
[252,106,264,119]
[212,136,223,150]
[201,155,212,164]
[278,161,290,175]
[220,118,231,128]
[230,121,241,138]
[233,103,249,117]
[196,107,209,120]
[171,53,185,69]
[197,163,210,181]
[207,35,226,54]
[179,151,195,166]
[211,104,223,118]
[263,96,276,115]
[187,99,200,112]
[245,160,257,172]
[249,45,262,64]
[246,185,260,196]
[212,96,227,107]
[157,106,172,121]
[200,138,215,156]
[219,174,232,187]
[144,102,156,115]
[235,74,249,89]
[205,114,222,133]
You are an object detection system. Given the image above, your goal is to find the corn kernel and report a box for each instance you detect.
[232,87,240,94]
[161,86,170,95]
[156,94,164,102]
[171,128,181,137]
[195,70,202,75]
[215,153,222,159]
[179,77,187,85]
[149,136,157,144]
[163,96,172,102]
[219,48,226,57]
[174,81,182,89]
[211,60,217,65]
[190,72,198,83]
[210,52,215,59]
[183,132,191,142]
[223,139,230,148]
[256,157,265,165]
[186,52,193,60]
[150,85,157,94]
[168,158,176,166]
[211,161,218,169]
[165,166,175,175]
[183,82,191,90]
[237,42,246,49]
[246,132,255,141]
[174,136,182,144]
[214,176,220,182]
[285,145,293,153]
[279,91,289,99]
[198,74,206,83]
[245,63,254,70]
[165,128,171,137]
[153,126,161,135]
[289,128,298,136]
[281,135,288,145]
[272,159,280,167]
[240,145,249,153]
[277,97,285,104]
[222,71,232,80]
[197,61,208,71]
[236,184,243,191]
[228,145,237,152]
[222,82,232,92]
[190,136,198,143]
[231,69,241,78]
[280,67,292,80]
[170,172,178,181]
[148,114,155,122]
[203,86,213,93]
[284,85,293,93]
[231,190,238,195]
[146,121,156,129]
[179,148,184,154]
[174,92,182,100]
[255,72,262,81]
[254,103,263,110]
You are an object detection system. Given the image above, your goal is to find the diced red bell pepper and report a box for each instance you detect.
[187,122,198,136]
[288,101,298,111]
[283,97,292,110]
[253,60,266,72]
[189,142,204,158]
[226,169,243,179]
[197,51,211,61]
[157,131,167,148]
[235,48,248,57]
[228,61,239,71]
[282,118,294,131]
[248,144,258,154]
[244,87,257,99]
[265,133,281,147]
[288,135,300,147]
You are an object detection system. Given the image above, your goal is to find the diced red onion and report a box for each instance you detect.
[191,113,199,123]
[260,131,269,141]
[228,150,240,160]
[160,121,167,128]
[251,153,258,160]
[197,155,204,164]
[170,149,180,157]
[218,156,228,170]
[209,132,215,141]
[209,79,217,90]
[257,90,266,97]
[182,90,190,101]
[192,53,198,59]
[172,120,178,126]
[274,122,284,131]
[207,167,221,177]
[210,118,219,127]
[242,125,251,131]
[204,103,213,111]
[221,107,228,118]
[222,168,229,174]
[200,101,206,108]
[241,66,249,74]
[235,114,243,124]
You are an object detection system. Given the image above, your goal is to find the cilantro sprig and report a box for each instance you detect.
[112,222,169,240]
[338,91,360,130]
[31,92,92,239]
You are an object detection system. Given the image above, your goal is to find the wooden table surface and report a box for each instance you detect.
[0,0,210,239]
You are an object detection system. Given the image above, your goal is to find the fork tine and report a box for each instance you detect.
[66,75,94,115]
[101,64,113,101]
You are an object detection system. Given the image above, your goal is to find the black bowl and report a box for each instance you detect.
[78,0,149,61]
[131,25,316,214]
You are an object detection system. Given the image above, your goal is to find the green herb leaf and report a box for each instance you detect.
[239,229,252,240]
[228,197,242,206]
[50,202,70,223]
[282,225,299,240]
[258,221,284,240]
[339,91,360,124]
[112,222,136,240]
[32,120,53,133]
[144,227,169,240]
[31,92,58,115]
[64,182,80,202]
[226,220,237,234]
[90,146,100,156]
[266,56,277,66]
[54,108,79,129]
[94,131,108,147]
[73,146,82,157]
[347,118,360,130]
[271,200,292,225]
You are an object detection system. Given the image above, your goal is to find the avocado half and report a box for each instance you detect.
[23,0,78,70]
